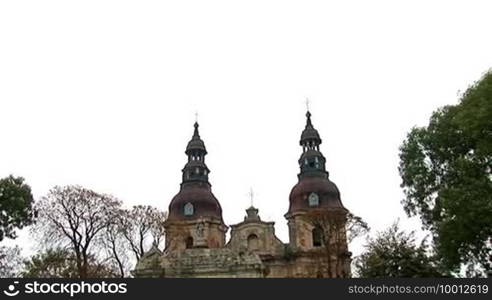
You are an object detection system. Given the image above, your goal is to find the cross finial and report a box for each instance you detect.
[247,187,255,207]
[305,97,310,111]
[195,111,199,123]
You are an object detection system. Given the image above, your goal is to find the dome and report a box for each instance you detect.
[186,139,207,154]
[300,127,321,142]
[288,176,346,214]
[167,182,224,222]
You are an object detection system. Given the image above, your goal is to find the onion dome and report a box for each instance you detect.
[289,176,344,212]
[168,182,223,222]
[287,110,347,214]
[167,122,224,223]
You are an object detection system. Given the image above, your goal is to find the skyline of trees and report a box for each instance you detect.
[0,180,167,278]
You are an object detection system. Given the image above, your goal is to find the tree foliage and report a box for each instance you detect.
[399,70,492,276]
[346,213,370,244]
[22,248,118,278]
[0,245,23,277]
[355,222,446,278]
[0,175,34,241]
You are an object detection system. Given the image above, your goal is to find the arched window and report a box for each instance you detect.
[308,192,319,207]
[312,227,323,247]
[247,234,259,251]
[309,159,315,168]
[185,236,194,249]
[184,202,194,216]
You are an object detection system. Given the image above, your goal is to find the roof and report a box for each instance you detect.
[288,175,347,214]
[167,182,224,223]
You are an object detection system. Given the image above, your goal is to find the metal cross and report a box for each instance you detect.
[248,187,255,207]
[195,111,199,123]
[305,97,310,111]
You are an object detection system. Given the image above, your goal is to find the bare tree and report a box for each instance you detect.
[99,210,130,278]
[32,185,122,278]
[303,209,369,277]
[119,205,166,262]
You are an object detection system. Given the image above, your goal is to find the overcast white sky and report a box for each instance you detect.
[1,0,492,259]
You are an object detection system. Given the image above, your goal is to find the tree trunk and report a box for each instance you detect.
[80,253,88,278]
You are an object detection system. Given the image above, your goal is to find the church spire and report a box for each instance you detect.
[298,110,328,179]
[192,121,201,140]
[305,110,313,128]
[300,110,322,149]
[182,121,210,184]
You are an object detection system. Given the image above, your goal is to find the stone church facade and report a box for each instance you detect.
[133,110,352,278]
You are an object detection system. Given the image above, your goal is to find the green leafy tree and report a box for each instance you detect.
[355,222,446,277]
[0,175,34,241]
[22,248,118,278]
[399,70,492,276]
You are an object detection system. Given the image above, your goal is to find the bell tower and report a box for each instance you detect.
[298,111,328,178]
[285,109,351,277]
[164,121,227,253]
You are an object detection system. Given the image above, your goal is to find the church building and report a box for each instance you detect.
[133,110,352,278]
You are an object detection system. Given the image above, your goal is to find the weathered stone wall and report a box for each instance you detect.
[165,217,227,252]
[134,247,350,278]
[134,209,351,278]
[227,222,284,256]
[134,248,265,278]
